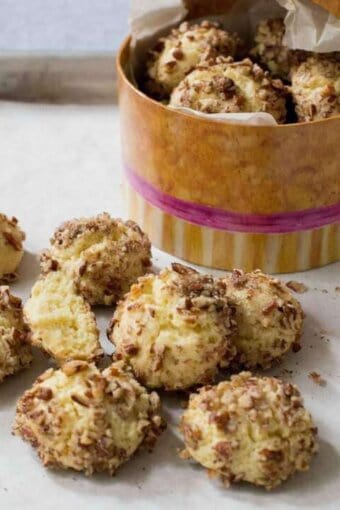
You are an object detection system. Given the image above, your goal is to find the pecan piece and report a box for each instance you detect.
[3,231,21,251]
[34,387,53,401]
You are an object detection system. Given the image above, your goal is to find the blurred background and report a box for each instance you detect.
[0,0,129,53]
[0,0,130,102]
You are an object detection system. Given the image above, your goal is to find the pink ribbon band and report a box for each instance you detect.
[125,167,340,234]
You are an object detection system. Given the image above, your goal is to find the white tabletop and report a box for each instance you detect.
[0,102,339,510]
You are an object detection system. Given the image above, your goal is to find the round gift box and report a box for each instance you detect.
[117,3,340,273]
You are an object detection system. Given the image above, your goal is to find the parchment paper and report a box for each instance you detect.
[169,106,279,125]
[278,0,340,51]
[1,102,340,510]
[129,0,340,125]
[130,0,340,50]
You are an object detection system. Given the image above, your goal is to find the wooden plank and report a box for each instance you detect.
[0,55,117,103]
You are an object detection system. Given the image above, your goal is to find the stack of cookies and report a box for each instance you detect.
[143,19,339,123]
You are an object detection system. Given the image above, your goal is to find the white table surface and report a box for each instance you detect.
[0,102,339,510]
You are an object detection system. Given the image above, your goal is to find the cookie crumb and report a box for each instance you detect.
[335,286,340,293]
[179,448,191,460]
[286,281,308,294]
[282,368,293,375]
[308,371,326,386]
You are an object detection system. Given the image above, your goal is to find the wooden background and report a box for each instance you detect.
[0,0,129,103]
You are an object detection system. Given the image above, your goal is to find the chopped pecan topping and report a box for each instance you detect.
[34,387,53,401]
[71,394,90,407]
[292,342,301,353]
[171,263,197,275]
[124,343,139,356]
[182,424,202,449]
[214,441,233,459]
[165,60,177,70]
[231,269,248,288]
[209,411,230,430]
[3,231,21,251]
[173,48,184,60]
[261,449,284,461]
[184,297,193,310]
[62,360,89,376]
[78,262,87,276]
[262,300,277,315]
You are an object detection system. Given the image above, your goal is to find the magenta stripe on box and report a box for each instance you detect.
[125,167,340,234]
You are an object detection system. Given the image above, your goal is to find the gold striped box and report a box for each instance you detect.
[118,0,340,273]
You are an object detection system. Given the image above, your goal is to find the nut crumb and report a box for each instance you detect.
[286,281,308,294]
[282,368,293,375]
[308,372,326,386]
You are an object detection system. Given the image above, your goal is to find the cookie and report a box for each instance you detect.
[251,18,307,80]
[221,269,304,369]
[108,263,236,390]
[146,20,242,98]
[0,214,25,283]
[13,360,165,475]
[24,270,102,364]
[41,213,152,306]
[180,372,318,489]
[170,57,287,123]
[291,55,340,122]
[0,286,32,382]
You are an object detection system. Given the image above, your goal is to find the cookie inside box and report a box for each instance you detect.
[131,0,340,124]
